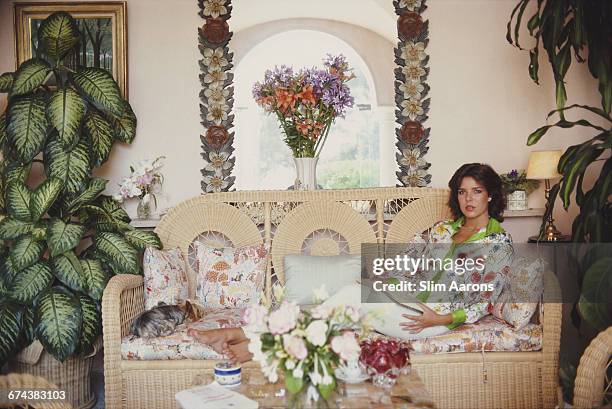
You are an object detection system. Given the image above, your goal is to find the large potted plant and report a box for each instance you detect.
[507,0,611,401]
[0,12,161,408]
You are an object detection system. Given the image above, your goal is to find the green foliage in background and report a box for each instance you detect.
[0,12,161,365]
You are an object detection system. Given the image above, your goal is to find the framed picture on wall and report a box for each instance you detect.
[14,1,128,98]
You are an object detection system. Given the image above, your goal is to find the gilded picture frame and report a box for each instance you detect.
[14,1,128,98]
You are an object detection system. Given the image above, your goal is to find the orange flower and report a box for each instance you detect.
[275,89,297,113]
[296,85,316,105]
[213,261,230,270]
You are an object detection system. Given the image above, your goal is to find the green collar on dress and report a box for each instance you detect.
[449,216,505,241]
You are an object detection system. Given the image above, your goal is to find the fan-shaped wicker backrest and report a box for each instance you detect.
[155,200,263,298]
[573,326,612,408]
[154,188,451,300]
[386,195,452,243]
[271,201,377,284]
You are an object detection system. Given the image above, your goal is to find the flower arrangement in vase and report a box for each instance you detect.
[252,55,355,190]
[244,286,371,407]
[500,169,540,211]
[114,156,165,219]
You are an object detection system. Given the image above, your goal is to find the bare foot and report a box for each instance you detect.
[187,328,230,354]
[226,340,253,364]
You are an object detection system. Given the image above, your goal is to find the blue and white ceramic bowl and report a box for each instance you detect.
[214,361,241,387]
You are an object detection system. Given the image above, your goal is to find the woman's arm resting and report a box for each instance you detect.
[400,303,453,333]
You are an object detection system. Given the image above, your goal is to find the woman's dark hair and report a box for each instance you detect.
[448,163,506,222]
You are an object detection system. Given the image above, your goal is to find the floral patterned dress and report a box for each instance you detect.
[414,217,514,329]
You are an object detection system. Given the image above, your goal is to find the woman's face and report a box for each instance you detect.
[457,176,489,220]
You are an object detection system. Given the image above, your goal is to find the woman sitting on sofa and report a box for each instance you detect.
[189,163,514,363]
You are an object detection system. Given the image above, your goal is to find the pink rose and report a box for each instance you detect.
[243,305,268,332]
[268,302,300,335]
[283,334,307,360]
[331,332,361,361]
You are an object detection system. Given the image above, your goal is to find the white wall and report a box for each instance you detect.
[0,0,605,242]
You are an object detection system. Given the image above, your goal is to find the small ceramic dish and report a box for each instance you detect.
[214,361,241,387]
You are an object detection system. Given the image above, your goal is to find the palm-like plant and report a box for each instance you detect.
[0,12,161,365]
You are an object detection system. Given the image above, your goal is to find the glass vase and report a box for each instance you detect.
[136,193,156,219]
[287,383,338,409]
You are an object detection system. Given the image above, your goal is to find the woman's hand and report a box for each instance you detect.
[400,303,452,333]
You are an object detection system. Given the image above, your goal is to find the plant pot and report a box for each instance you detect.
[8,341,98,409]
[506,190,528,211]
[293,157,319,190]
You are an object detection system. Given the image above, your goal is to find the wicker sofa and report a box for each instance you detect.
[102,187,561,409]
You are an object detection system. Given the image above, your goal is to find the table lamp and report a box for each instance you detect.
[526,150,569,241]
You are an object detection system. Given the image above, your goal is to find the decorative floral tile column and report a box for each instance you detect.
[198,0,236,193]
[394,0,432,187]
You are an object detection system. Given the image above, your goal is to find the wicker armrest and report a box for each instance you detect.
[573,326,612,409]
[541,269,562,408]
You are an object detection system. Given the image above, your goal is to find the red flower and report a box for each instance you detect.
[470,272,481,284]
[483,272,496,283]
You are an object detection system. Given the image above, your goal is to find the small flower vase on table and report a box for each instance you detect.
[293,157,319,190]
[136,193,157,219]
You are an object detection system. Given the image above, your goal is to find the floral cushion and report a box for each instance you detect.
[143,247,189,310]
[194,242,268,308]
[121,308,246,360]
[409,315,542,354]
[492,257,545,329]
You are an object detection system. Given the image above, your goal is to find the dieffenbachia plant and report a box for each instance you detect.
[0,12,161,364]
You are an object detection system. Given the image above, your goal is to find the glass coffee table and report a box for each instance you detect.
[186,368,437,408]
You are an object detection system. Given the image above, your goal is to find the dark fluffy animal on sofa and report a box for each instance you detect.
[129,300,207,338]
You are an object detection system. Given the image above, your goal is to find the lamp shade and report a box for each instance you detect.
[526,150,562,180]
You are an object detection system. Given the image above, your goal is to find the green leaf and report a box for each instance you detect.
[547,104,612,122]
[80,258,108,301]
[6,182,32,221]
[105,101,137,144]
[555,80,567,113]
[10,59,51,97]
[7,94,49,162]
[93,232,138,274]
[30,177,63,220]
[47,219,85,257]
[78,294,101,354]
[560,147,601,208]
[284,371,304,394]
[0,111,7,148]
[64,178,108,213]
[0,72,14,93]
[578,258,612,331]
[99,196,130,223]
[70,68,124,117]
[52,251,86,293]
[45,138,91,194]
[37,12,80,61]
[0,217,34,240]
[10,236,44,271]
[529,48,539,84]
[21,306,35,347]
[2,162,31,185]
[123,229,162,252]
[0,303,23,365]
[8,261,53,304]
[35,286,82,362]
[317,374,336,400]
[47,87,87,148]
[84,110,114,167]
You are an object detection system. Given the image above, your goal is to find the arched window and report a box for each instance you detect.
[233,30,380,190]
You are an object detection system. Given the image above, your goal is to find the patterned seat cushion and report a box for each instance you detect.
[122,308,246,360]
[410,315,542,354]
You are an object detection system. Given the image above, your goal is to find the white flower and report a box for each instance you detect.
[203,70,228,86]
[402,42,426,62]
[305,320,328,346]
[399,80,424,100]
[401,169,429,187]
[203,0,228,18]
[285,359,296,370]
[203,151,231,176]
[243,305,268,333]
[331,332,361,362]
[206,103,229,125]
[204,86,229,105]
[262,359,279,383]
[312,284,329,303]
[268,302,300,335]
[202,175,229,192]
[310,304,331,320]
[320,361,334,386]
[399,0,422,11]
[272,283,286,304]
[292,360,304,378]
[282,334,308,360]
[202,47,229,70]
[401,99,424,120]
[345,305,362,322]
[309,355,323,386]
[402,62,426,81]
[399,148,427,170]
[247,336,266,363]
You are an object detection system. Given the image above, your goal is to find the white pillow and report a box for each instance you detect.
[283,254,361,304]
